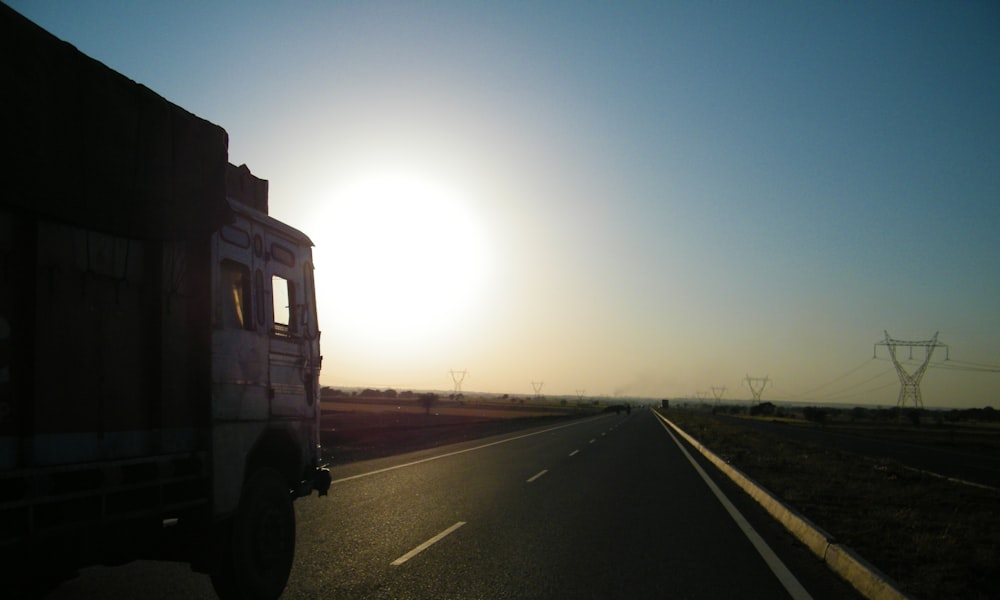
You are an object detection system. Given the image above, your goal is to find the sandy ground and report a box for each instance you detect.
[318,398,591,464]
[320,398,576,428]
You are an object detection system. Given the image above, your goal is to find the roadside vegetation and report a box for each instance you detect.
[662,405,999,599]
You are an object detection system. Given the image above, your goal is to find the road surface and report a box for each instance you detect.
[49,409,861,598]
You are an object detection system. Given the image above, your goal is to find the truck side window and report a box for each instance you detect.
[272,275,297,336]
[221,260,252,330]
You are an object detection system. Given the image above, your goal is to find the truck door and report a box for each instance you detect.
[266,235,318,418]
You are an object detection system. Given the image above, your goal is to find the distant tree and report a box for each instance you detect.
[906,409,922,427]
[418,392,438,415]
[803,406,827,426]
[384,388,397,399]
[750,401,776,417]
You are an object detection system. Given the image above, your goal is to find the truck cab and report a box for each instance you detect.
[203,166,330,599]
[212,168,326,517]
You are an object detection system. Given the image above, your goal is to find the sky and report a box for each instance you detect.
[9,1,1000,407]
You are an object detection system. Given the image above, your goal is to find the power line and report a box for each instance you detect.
[814,377,899,404]
[809,365,897,401]
[792,358,877,398]
[930,359,1000,373]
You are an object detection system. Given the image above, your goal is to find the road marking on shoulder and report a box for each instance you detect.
[654,416,813,600]
[391,521,466,566]
[569,450,580,457]
[331,417,602,484]
[527,469,548,483]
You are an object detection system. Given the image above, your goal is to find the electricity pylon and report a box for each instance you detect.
[874,331,948,409]
[450,369,467,398]
[711,386,726,406]
[531,381,544,399]
[745,375,770,405]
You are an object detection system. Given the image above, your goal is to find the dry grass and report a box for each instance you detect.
[663,410,1000,599]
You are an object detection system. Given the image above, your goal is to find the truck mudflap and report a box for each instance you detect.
[314,467,332,496]
[297,466,331,497]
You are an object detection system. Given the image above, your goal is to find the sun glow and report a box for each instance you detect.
[316,169,492,353]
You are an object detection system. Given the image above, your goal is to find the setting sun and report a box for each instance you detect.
[316,169,492,354]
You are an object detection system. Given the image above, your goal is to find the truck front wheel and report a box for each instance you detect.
[211,468,296,600]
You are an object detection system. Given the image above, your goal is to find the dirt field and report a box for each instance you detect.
[319,397,593,463]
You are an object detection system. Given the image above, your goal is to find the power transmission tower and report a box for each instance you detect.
[531,381,544,400]
[450,369,467,399]
[874,331,948,409]
[744,375,770,405]
[711,386,726,406]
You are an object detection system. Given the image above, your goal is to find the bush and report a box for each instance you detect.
[802,406,827,425]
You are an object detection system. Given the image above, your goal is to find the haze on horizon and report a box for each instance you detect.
[10,1,999,408]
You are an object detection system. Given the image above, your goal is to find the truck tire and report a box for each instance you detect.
[210,468,295,600]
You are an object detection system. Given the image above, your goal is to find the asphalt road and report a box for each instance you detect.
[48,409,862,599]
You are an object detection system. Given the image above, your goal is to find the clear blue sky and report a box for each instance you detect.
[10,1,999,407]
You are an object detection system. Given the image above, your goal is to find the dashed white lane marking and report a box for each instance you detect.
[391,521,466,566]
[589,439,596,444]
[527,469,548,483]
[569,450,580,457]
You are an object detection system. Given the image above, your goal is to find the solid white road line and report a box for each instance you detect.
[527,469,548,483]
[654,417,814,600]
[391,521,467,566]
